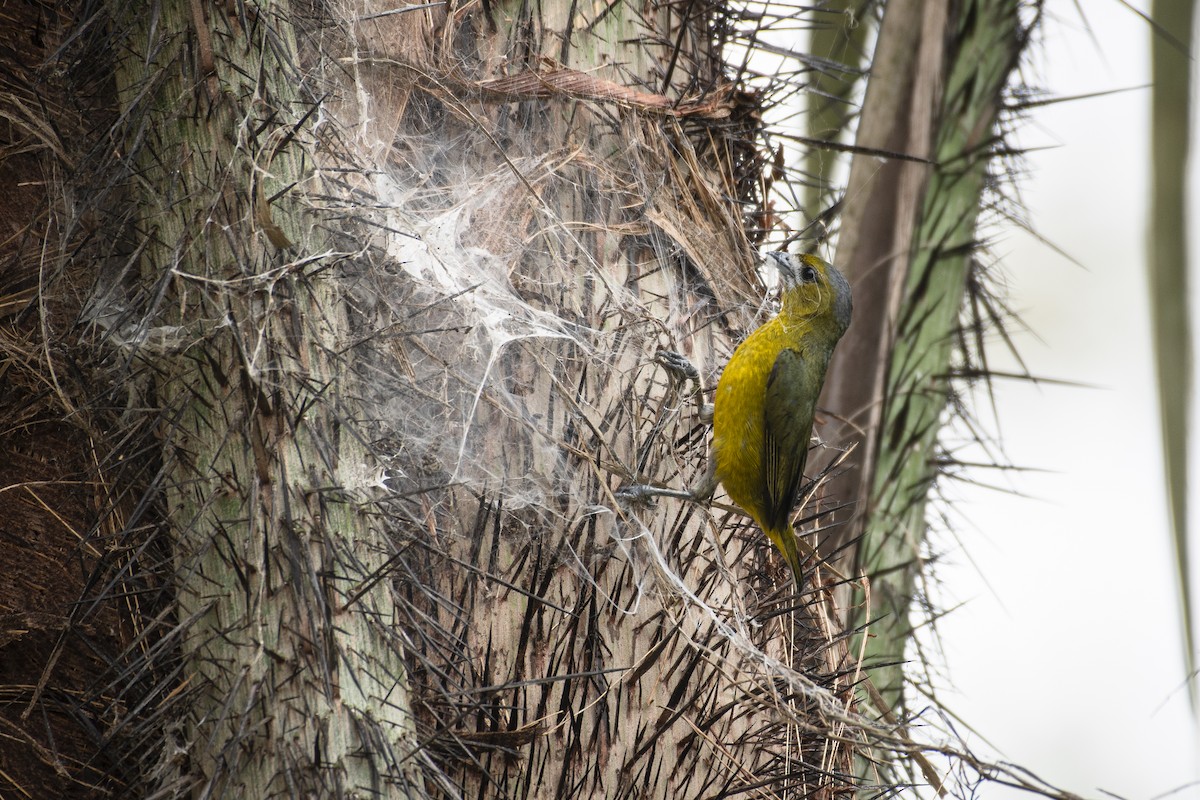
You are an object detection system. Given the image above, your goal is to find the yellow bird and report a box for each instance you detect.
[712,252,852,588]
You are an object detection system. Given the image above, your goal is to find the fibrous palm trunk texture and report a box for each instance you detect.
[336,0,869,796]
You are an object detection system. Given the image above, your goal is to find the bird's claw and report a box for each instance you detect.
[654,349,700,385]
[615,483,660,507]
[654,349,710,421]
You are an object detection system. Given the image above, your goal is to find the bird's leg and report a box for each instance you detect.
[617,461,716,506]
[653,349,713,423]
[688,462,717,501]
[616,350,716,506]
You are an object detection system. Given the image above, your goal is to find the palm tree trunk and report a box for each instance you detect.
[827,0,1032,710]
[333,1,866,796]
[111,2,419,794]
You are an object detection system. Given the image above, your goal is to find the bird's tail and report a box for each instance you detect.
[764,526,806,592]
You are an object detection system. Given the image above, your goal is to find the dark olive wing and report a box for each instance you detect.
[760,348,815,533]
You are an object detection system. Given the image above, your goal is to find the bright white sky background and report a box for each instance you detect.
[935,1,1199,797]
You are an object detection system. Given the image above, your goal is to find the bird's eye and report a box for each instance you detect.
[800,266,818,283]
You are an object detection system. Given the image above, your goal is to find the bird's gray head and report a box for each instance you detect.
[765,251,852,337]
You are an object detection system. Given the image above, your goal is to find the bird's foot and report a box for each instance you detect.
[615,469,717,508]
[653,349,711,422]
[615,483,698,507]
[653,349,699,385]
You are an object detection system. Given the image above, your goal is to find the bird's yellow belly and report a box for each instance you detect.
[711,328,781,527]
